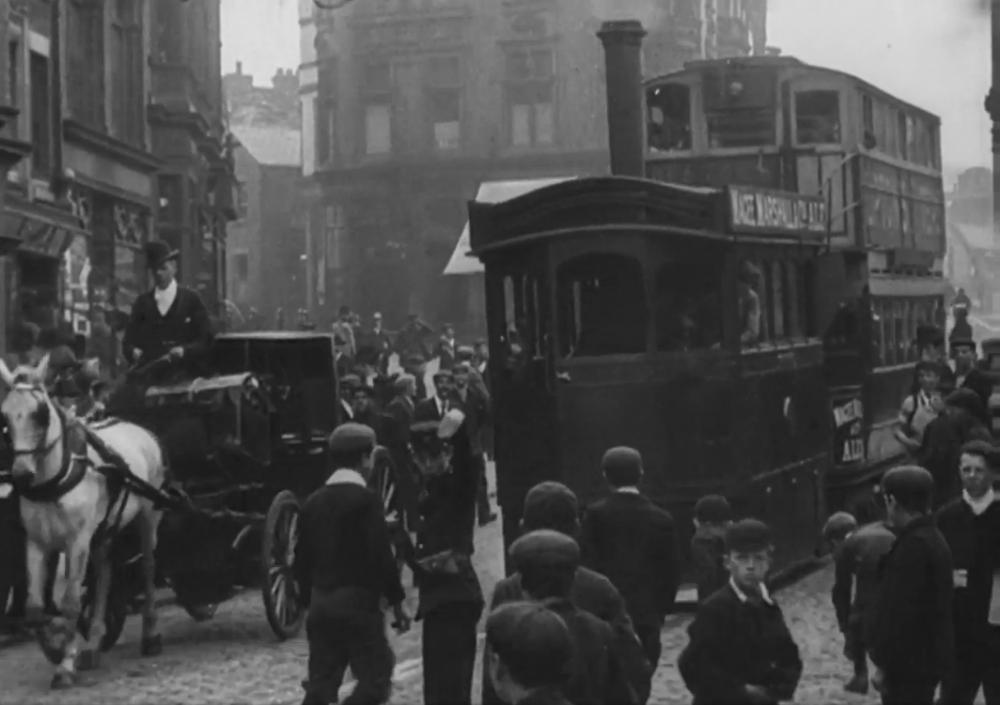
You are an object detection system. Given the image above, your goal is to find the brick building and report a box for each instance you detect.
[223,61,304,325]
[296,0,765,335]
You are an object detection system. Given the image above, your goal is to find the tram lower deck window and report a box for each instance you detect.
[557,253,646,357]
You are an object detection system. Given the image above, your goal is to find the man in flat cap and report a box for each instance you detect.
[487,481,650,704]
[935,440,1000,705]
[416,369,454,422]
[580,446,679,671]
[497,530,635,705]
[485,601,575,705]
[294,423,410,705]
[919,387,991,508]
[122,240,212,379]
[679,519,802,705]
[867,466,954,705]
[408,410,483,705]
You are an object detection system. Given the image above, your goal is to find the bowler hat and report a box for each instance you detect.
[693,494,732,524]
[945,387,984,418]
[327,422,375,455]
[143,241,179,269]
[724,518,774,553]
[509,529,581,571]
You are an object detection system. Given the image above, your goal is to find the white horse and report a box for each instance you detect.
[0,354,166,689]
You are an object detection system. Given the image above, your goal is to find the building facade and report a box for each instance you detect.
[149,0,236,321]
[946,166,1000,314]
[297,0,763,336]
[223,62,303,325]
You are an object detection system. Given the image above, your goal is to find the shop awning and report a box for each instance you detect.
[3,203,88,259]
[443,177,577,276]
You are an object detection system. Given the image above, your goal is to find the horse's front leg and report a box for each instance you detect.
[23,539,49,625]
[43,538,89,688]
[138,505,162,657]
[77,539,111,671]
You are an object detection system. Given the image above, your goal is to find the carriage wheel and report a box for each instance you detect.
[261,490,305,640]
[78,560,130,652]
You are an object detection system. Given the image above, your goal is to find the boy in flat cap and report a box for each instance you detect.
[936,440,1000,704]
[486,601,575,705]
[122,240,212,378]
[294,423,410,705]
[408,410,484,705]
[581,446,679,670]
[679,519,802,705]
[497,530,635,705]
[867,465,954,705]
[823,509,895,694]
[691,494,733,604]
[488,481,650,704]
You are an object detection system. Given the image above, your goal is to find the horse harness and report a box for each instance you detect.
[9,383,137,541]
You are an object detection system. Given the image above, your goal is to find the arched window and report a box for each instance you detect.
[556,253,646,357]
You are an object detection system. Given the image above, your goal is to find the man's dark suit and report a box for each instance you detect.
[580,492,680,671]
[385,393,419,532]
[414,396,449,423]
[122,285,212,366]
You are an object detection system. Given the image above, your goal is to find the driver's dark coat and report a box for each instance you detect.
[122,285,212,365]
[413,426,483,619]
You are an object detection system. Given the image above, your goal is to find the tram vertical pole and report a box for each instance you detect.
[987,0,1000,244]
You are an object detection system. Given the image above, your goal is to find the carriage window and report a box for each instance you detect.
[738,259,765,347]
[795,90,840,145]
[655,259,722,351]
[647,83,691,152]
[557,253,647,357]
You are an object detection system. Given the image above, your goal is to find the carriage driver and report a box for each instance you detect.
[122,241,213,378]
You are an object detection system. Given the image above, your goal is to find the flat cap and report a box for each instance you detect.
[405,353,426,365]
[410,419,441,437]
[340,374,362,390]
[394,373,416,392]
[945,387,984,418]
[352,383,375,397]
[523,482,579,530]
[452,360,472,373]
[724,518,773,553]
[509,529,580,570]
[821,511,858,541]
[432,369,454,382]
[693,494,732,524]
[485,601,573,687]
[456,345,475,358]
[602,446,643,473]
[881,465,934,497]
[327,422,376,454]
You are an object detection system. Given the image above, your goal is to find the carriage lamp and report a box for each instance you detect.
[728,80,744,98]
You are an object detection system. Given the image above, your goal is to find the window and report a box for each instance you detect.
[897,110,908,160]
[861,93,874,145]
[236,183,248,219]
[871,296,939,367]
[647,83,691,152]
[795,90,840,145]
[66,0,104,129]
[557,253,646,357]
[316,101,336,164]
[234,253,249,282]
[740,258,811,348]
[426,57,461,150]
[111,0,143,146]
[362,63,392,155]
[654,257,722,351]
[29,51,50,176]
[505,47,554,147]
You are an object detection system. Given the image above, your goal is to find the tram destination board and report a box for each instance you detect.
[726,185,828,238]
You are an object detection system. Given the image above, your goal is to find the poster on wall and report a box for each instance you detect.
[62,233,91,336]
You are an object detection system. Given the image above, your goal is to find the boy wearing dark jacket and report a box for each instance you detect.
[691,494,732,603]
[936,440,1000,705]
[867,465,954,705]
[678,519,802,705]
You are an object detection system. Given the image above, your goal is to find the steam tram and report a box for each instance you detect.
[472,21,946,574]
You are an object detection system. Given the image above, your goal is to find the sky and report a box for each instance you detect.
[220,0,993,179]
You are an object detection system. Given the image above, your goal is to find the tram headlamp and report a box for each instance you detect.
[728,81,744,98]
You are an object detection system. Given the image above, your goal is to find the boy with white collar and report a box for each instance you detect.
[936,440,1000,705]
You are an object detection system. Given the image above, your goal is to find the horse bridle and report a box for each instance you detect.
[7,383,65,461]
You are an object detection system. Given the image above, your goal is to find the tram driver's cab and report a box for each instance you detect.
[471,177,832,574]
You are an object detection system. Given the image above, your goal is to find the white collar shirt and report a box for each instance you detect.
[326,468,367,487]
[154,279,178,317]
[729,576,774,606]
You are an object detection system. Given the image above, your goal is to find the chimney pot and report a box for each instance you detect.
[598,20,647,178]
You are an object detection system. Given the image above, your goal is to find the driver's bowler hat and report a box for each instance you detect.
[144,241,180,269]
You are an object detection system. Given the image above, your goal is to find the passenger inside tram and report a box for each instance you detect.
[737,260,762,347]
[654,260,722,352]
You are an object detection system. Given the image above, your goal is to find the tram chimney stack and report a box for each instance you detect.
[598,19,647,178]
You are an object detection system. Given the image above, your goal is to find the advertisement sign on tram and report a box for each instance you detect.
[832,392,865,465]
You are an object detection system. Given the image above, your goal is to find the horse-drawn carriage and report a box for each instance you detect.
[75,332,400,651]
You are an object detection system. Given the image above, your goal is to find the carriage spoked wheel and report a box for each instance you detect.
[261,490,305,640]
[370,446,401,531]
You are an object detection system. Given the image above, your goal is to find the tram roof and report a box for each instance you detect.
[467,175,826,257]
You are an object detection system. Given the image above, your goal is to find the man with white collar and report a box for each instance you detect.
[122,240,212,376]
[936,440,1000,705]
[294,423,411,705]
